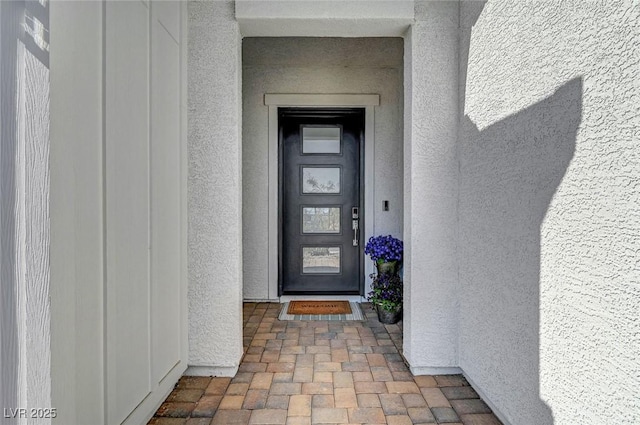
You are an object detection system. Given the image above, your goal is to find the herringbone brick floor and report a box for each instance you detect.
[148,302,502,425]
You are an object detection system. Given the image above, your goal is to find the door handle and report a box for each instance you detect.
[352,219,359,246]
[351,207,359,246]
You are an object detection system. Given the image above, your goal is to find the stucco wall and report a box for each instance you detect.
[236,0,413,37]
[242,37,404,300]
[402,1,460,374]
[458,1,639,424]
[188,0,244,375]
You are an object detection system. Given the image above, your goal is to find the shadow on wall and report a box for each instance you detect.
[459,77,583,425]
[0,0,49,421]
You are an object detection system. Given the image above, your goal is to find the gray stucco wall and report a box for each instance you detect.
[458,1,639,424]
[188,0,244,375]
[242,37,404,300]
[402,1,461,374]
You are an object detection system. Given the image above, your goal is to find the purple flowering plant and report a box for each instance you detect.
[364,235,403,264]
[367,272,403,312]
[365,235,404,312]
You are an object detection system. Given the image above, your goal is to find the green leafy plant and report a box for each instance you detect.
[367,272,403,313]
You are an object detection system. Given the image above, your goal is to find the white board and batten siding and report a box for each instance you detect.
[50,1,187,424]
[106,2,186,424]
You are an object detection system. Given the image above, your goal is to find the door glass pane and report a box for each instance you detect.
[302,127,341,154]
[302,247,341,274]
[303,207,340,233]
[302,167,340,194]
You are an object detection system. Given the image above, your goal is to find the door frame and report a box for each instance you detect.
[265,94,380,299]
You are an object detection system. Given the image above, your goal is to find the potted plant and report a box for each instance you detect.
[364,235,403,324]
[367,272,403,324]
[364,234,403,275]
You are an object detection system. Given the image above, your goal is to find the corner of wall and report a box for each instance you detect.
[187,0,244,374]
[402,5,461,373]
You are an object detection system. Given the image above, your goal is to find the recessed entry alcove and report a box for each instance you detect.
[241,37,404,300]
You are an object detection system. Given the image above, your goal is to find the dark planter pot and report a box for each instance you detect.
[376,306,402,324]
[376,261,399,276]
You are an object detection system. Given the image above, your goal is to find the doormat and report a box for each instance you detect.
[279,301,364,321]
[288,300,352,315]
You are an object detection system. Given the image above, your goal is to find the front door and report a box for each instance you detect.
[279,108,364,294]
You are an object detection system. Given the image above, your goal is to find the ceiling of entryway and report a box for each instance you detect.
[235,0,414,36]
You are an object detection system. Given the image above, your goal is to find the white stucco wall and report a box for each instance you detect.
[459,1,639,424]
[1,2,52,423]
[242,37,404,300]
[236,0,413,37]
[403,1,460,374]
[188,0,244,375]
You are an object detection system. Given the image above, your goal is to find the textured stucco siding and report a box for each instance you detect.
[403,1,460,373]
[459,1,640,424]
[242,37,404,300]
[188,0,244,374]
[235,0,413,37]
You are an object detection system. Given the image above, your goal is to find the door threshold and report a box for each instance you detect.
[279,295,366,303]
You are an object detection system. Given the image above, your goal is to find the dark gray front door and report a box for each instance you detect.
[279,108,364,295]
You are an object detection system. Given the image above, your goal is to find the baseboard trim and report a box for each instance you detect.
[123,361,187,425]
[185,365,239,377]
[410,366,463,375]
[462,371,512,425]
[244,298,278,302]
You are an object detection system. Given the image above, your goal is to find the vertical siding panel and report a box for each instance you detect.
[1,1,52,422]
[22,31,52,425]
[50,1,105,423]
[0,3,22,420]
[150,11,182,385]
[105,2,151,423]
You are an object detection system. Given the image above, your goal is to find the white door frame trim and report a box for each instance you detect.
[264,94,380,299]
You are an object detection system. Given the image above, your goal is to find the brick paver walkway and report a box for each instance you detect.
[149,302,502,425]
